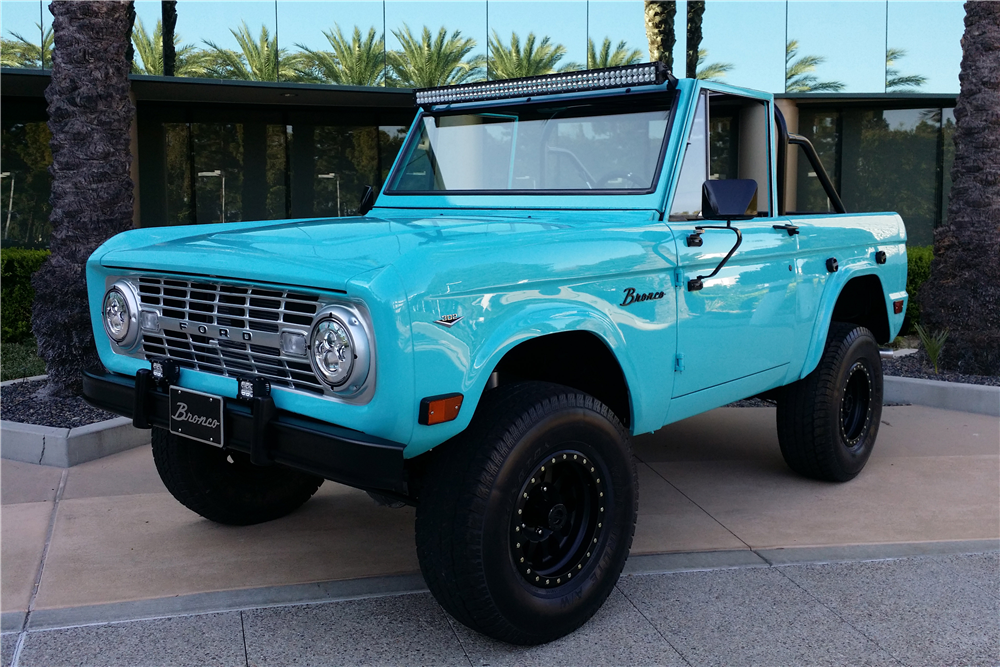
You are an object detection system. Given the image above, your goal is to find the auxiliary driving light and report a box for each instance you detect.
[238,376,271,401]
[280,331,307,357]
[140,310,160,332]
[150,358,180,384]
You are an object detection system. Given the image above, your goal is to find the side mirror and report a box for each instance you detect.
[702,179,757,221]
[359,185,375,216]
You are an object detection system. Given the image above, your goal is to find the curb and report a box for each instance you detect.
[884,376,1000,417]
[0,417,150,467]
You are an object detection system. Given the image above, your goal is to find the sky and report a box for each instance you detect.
[0,0,965,93]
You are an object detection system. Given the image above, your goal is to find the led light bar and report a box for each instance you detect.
[414,61,671,106]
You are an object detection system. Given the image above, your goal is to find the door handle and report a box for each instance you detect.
[772,224,799,236]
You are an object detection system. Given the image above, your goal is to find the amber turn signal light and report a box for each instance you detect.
[419,393,464,425]
[893,300,904,314]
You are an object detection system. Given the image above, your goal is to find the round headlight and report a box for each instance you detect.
[103,281,140,349]
[308,305,372,394]
[311,317,355,386]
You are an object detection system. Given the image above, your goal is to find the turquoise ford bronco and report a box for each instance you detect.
[84,63,908,644]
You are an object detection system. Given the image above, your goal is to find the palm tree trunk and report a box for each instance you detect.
[32,0,136,397]
[162,0,177,76]
[645,1,676,73]
[919,2,1000,375]
[686,1,705,79]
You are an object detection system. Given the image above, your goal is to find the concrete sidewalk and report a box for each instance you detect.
[2,405,998,666]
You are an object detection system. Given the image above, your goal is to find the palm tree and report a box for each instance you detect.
[131,17,205,77]
[686,0,705,79]
[488,31,570,80]
[587,38,642,70]
[387,25,484,88]
[644,0,676,72]
[695,48,733,82]
[32,1,135,397]
[785,39,845,93]
[203,22,311,82]
[919,2,1000,375]
[885,47,927,91]
[0,24,54,69]
[297,25,386,86]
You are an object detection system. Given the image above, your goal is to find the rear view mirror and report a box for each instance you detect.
[359,185,375,216]
[702,179,757,221]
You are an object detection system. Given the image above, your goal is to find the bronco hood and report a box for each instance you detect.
[97,215,484,292]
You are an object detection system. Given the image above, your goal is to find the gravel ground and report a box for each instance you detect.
[1,351,997,426]
[0,379,117,428]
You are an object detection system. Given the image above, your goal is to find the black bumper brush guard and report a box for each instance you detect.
[82,369,407,497]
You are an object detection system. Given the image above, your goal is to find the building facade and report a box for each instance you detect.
[1,0,965,247]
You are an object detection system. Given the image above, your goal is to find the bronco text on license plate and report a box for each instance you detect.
[169,386,224,447]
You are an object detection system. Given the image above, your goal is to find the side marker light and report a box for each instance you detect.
[419,393,464,425]
[893,300,904,315]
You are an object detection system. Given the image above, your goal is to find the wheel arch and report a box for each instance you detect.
[487,330,633,429]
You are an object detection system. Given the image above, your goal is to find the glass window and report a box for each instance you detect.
[697,1,786,91]
[384,1,486,87]
[277,1,387,86]
[389,98,672,193]
[487,1,586,78]
[887,1,963,94]
[786,1,886,93]
[1,1,48,69]
[669,94,708,218]
[793,109,840,214]
[0,119,52,245]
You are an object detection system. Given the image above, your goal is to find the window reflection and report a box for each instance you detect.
[384,1,486,86]
[786,1,885,93]
[796,105,949,245]
[0,120,52,245]
[886,1,962,93]
[1,1,49,70]
[487,1,586,79]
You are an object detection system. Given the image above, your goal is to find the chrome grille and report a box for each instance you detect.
[137,276,325,393]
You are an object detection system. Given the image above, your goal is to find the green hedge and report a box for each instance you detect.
[1,248,50,343]
[905,244,933,334]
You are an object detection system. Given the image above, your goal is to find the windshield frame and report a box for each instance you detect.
[383,90,678,198]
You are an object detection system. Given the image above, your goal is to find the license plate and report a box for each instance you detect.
[169,386,224,447]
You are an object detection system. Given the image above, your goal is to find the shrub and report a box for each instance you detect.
[904,244,933,334]
[1,248,50,344]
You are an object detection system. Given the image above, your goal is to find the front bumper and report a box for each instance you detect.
[82,370,407,496]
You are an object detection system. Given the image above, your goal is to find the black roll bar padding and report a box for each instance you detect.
[787,132,847,214]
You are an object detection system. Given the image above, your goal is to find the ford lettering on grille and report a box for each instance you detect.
[137,277,326,393]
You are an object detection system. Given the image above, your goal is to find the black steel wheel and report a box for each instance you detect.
[776,323,883,482]
[415,382,637,645]
[151,427,323,525]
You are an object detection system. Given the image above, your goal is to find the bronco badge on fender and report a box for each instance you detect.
[621,287,665,306]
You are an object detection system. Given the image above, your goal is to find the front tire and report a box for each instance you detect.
[415,382,637,645]
[776,323,883,482]
[151,427,323,525]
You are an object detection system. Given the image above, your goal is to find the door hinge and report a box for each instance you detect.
[673,269,684,288]
[674,353,685,372]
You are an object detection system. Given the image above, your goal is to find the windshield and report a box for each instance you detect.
[387,96,674,194]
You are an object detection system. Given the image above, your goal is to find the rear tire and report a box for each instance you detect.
[776,323,883,482]
[415,382,637,645]
[151,427,323,525]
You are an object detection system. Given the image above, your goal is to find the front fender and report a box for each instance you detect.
[403,297,645,458]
